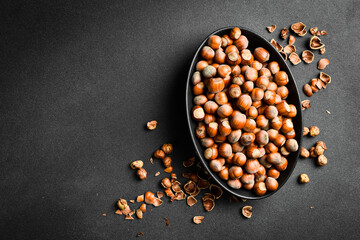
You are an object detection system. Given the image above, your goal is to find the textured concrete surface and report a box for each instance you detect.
[0,0,359,239]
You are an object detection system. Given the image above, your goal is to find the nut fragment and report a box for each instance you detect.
[267,25,276,33]
[149,157,154,164]
[242,206,253,218]
[152,197,163,207]
[209,184,223,199]
[172,180,182,192]
[155,171,160,177]
[117,198,128,210]
[174,190,186,201]
[130,160,144,169]
[279,51,287,60]
[190,186,200,196]
[125,214,134,220]
[318,58,329,70]
[161,178,172,188]
[164,217,170,226]
[136,232,144,237]
[270,39,283,52]
[203,198,215,211]
[115,209,122,215]
[136,168,147,180]
[319,47,326,54]
[280,28,289,39]
[301,100,311,110]
[146,120,157,130]
[299,173,310,183]
[300,148,310,158]
[197,179,210,189]
[140,203,146,212]
[303,127,309,136]
[136,209,143,219]
[310,27,318,35]
[193,216,204,224]
[164,188,175,199]
[309,36,325,49]
[319,72,331,86]
[291,22,306,36]
[302,50,314,64]
[202,193,215,201]
[157,191,164,199]
[309,147,317,158]
[284,45,296,54]
[320,30,328,35]
[183,157,195,167]
[289,53,301,65]
[288,35,295,45]
[144,191,155,204]
[309,126,320,137]
[184,180,197,195]
[316,141,327,150]
[187,196,198,207]
[317,155,328,166]
[315,145,325,156]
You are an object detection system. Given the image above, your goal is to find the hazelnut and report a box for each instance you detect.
[318,58,330,70]
[161,143,173,154]
[276,157,288,171]
[241,173,255,184]
[265,177,278,191]
[227,129,242,143]
[244,159,260,174]
[242,205,253,218]
[302,50,314,64]
[136,168,147,180]
[214,49,226,64]
[256,130,269,146]
[267,152,282,165]
[204,146,218,160]
[192,106,205,121]
[276,102,290,115]
[204,101,219,114]
[274,71,289,86]
[208,35,222,50]
[140,203,146,212]
[230,111,246,129]
[253,47,270,63]
[299,173,310,184]
[317,155,328,166]
[232,74,245,85]
[254,182,267,196]
[209,159,224,172]
[267,25,276,33]
[218,167,229,180]
[244,67,258,81]
[268,61,280,75]
[202,65,217,78]
[200,138,215,148]
[300,148,310,158]
[316,141,327,150]
[229,166,244,179]
[309,126,320,137]
[273,134,286,147]
[285,104,297,118]
[218,143,233,158]
[267,168,280,179]
[280,146,290,156]
[289,52,301,65]
[154,149,165,159]
[303,84,313,97]
[234,35,249,50]
[232,152,247,166]
[219,120,232,136]
[217,104,233,118]
[164,166,173,173]
[280,27,289,39]
[240,49,254,65]
[281,118,294,134]
[243,118,256,132]
[255,76,269,90]
[242,81,254,93]
[227,179,242,189]
[246,106,259,119]
[130,160,144,169]
[251,60,263,71]
[229,27,242,40]
[144,191,155,204]
[193,95,208,106]
[207,77,225,93]
[201,46,215,60]
[236,94,252,111]
[285,139,298,152]
[267,129,279,142]
[263,90,276,105]
[146,120,157,130]
[264,106,278,120]
[214,91,228,105]
[192,71,201,85]
[228,84,241,98]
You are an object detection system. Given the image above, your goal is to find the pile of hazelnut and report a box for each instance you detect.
[191,27,299,196]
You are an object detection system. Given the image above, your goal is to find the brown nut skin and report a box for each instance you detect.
[267,129,279,142]
[230,27,242,40]
[309,147,317,158]
[217,104,233,118]
[204,101,219,114]
[228,84,241,98]
[317,141,327,150]
[253,47,270,63]
[299,174,310,184]
[285,104,297,118]
[318,58,330,70]
[309,126,320,137]
[317,155,328,166]
[300,147,310,158]
[265,142,278,154]
[256,115,269,130]
[251,88,264,101]
[276,102,290,116]
[242,81,254,93]
[240,173,255,184]
[230,112,247,129]
[164,166,173,173]
[274,134,286,147]
[263,90,276,105]
[254,182,267,196]
[303,84,313,97]
[144,191,155,204]
[154,149,165,159]
[281,118,294,134]
[276,157,288,171]
[264,106,278,120]
[240,132,255,146]
[265,177,278,191]
[244,67,258,82]
[161,144,173,154]
[276,86,289,99]
[227,129,242,143]
[200,138,215,148]
[246,106,259,119]
[315,145,325,156]
[243,119,256,132]
[196,61,208,72]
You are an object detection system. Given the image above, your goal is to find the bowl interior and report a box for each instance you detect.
[186,26,302,200]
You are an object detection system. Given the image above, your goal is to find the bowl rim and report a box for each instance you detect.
[185,26,303,200]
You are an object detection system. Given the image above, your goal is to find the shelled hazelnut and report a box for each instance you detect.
[299,174,310,184]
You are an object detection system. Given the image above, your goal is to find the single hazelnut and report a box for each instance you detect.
[204,146,218,160]
[317,155,328,166]
[267,168,280,179]
[228,84,241,98]
[218,167,229,180]
[309,126,320,137]
[240,49,254,65]
[236,94,252,111]
[253,47,270,63]
[244,67,258,81]
[274,71,289,86]
[214,49,226,64]
[161,178,172,188]
[136,168,147,180]
[254,182,267,196]
[204,101,219,114]
[240,173,255,184]
[243,118,256,132]
[300,148,310,158]
[219,120,232,137]
[208,35,222,50]
[231,74,245,85]
[315,145,325,156]
[201,46,215,60]
[144,191,155,204]
[234,35,249,50]
[229,166,244,179]
[218,143,233,158]
[244,159,260,174]
[214,91,228,105]
[316,141,327,150]
[285,139,298,152]
[303,84,313,97]
[265,177,278,191]
[227,179,242,189]
[230,111,246,129]
[154,149,165,159]
[161,143,173,154]
[303,127,309,136]
[256,130,269,146]
[130,160,144,169]
[267,152,282,165]
[230,27,242,40]
[164,166,173,173]
[217,104,233,118]
[192,106,205,121]
[207,77,225,93]
[299,173,310,184]
[276,102,290,115]
[162,156,172,168]
[242,81,254,93]
[146,120,157,130]
[246,106,259,119]
[209,159,224,172]
[232,152,247,166]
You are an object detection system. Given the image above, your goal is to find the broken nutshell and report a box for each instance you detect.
[301,100,311,110]
[146,120,157,130]
[184,180,197,195]
[183,157,195,167]
[279,51,287,60]
[319,72,331,86]
[319,47,326,55]
[288,35,295,45]
[270,39,283,52]
[187,196,197,207]
[302,50,314,64]
[280,27,289,39]
[209,184,223,199]
[136,168,147,180]
[289,53,301,65]
[291,22,307,36]
[267,24,276,33]
[242,206,253,218]
[318,58,329,70]
[303,127,309,136]
[193,216,205,224]
[203,198,215,212]
[309,36,325,49]
[284,45,296,54]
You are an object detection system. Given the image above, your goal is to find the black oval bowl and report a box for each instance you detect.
[186,26,303,200]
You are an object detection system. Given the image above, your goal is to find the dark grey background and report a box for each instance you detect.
[0,0,359,239]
